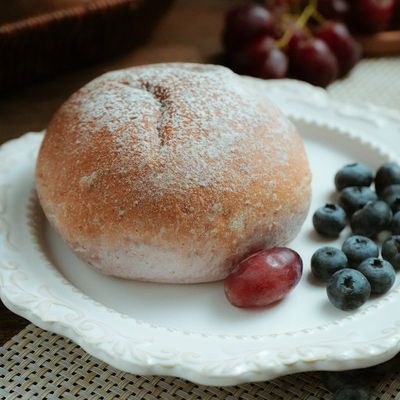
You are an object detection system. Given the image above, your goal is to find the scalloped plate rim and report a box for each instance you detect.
[1,79,400,386]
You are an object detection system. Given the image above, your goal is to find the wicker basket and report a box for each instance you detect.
[0,0,173,91]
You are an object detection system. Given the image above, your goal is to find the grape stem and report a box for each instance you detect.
[276,0,323,49]
[295,3,315,29]
[312,8,325,25]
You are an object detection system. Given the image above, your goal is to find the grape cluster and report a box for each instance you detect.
[222,0,400,87]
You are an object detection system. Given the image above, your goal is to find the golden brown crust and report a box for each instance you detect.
[35,63,311,283]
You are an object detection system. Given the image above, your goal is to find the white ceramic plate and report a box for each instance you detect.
[1,79,400,386]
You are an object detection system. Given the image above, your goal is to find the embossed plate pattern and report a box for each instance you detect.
[1,79,400,386]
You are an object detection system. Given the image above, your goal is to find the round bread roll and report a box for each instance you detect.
[36,63,311,284]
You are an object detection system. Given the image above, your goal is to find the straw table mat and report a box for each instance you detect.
[1,58,400,399]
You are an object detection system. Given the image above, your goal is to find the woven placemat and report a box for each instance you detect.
[328,57,400,111]
[1,58,400,399]
[1,325,400,399]
[0,326,331,400]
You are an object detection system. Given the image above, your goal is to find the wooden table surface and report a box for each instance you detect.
[0,0,236,344]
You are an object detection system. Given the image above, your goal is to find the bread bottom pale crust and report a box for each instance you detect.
[65,207,308,283]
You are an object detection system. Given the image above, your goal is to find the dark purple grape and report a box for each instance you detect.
[287,27,310,56]
[230,36,288,79]
[230,36,275,74]
[290,38,339,87]
[317,0,350,20]
[222,5,276,51]
[352,0,396,33]
[315,21,361,76]
[254,48,288,79]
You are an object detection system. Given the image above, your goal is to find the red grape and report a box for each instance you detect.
[254,48,289,79]
[224,247,303,308]
[287,28,310,56]
[353,0,396,32]
[315,21,361,76]
[265,0,297,12]
[317,0,350,20]
[222,5,276,51]
[230,36,288,79]
[290,38,339,87]
[230,36,275,74]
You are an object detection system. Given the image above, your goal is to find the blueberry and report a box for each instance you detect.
[327,268,371,311]
[382,235,400,270]
[380,185,400,213]
[311,247,348,282]
[391,212,400,234]
[338,187,378,216]
[334,384,370,400]
[357,258,395,294]
[313,204,347,237]
[342,235,379,266]
[380,184,400,201]
[388,197,400,214]
[375,162,400,195]
[335,163,373,191]
[367,353,400,375]
[320,370,365,393]
[350,201,392,237]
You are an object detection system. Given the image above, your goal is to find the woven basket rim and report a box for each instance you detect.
[0,0,142,33]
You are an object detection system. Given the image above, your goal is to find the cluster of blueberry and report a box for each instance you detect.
[311,162,400,311]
